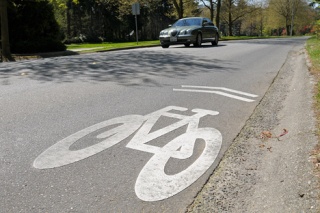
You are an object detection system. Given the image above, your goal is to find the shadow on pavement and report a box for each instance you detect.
[0,49,238,86]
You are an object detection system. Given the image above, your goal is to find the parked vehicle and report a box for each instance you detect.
[159,17,219,48]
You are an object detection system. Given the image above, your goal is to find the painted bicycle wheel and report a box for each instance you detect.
[135,127,222,201]
[33,115,144,169]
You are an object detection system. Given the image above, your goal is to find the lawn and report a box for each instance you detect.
[66,40,160,52]
[66,36,292,53]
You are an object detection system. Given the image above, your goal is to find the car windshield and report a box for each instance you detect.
[172,18,201,27]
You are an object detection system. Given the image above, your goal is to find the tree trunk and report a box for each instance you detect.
[286,18,290,35]
[179,0,183,18]
[216,0,221,28]
[210,0,214,22]
[172,0,183,19]
[66,0,71,38]
[228,8,233,36]
[0,0,14,62]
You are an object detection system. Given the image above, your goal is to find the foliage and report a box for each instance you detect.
[314,20,320,38]
[49,0,177,43]
[219,0,260,36]
[306,36,320,71]
[8,0,66,53]
[3,0,320,54]
[266,0,317,36]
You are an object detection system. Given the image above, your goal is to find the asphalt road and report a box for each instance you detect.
[0,37,308,212]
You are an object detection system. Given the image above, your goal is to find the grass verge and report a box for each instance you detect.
[66,36,294,53]
[66,40,160,52]
[220,35,285,40]
[305,36,320,181]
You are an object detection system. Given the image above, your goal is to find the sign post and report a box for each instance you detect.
[132,2,140,45]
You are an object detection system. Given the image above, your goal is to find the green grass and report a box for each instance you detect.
[307,36,320,125]
[66,36,300,53]
[220,35,286,40]
[306,36,320,111]
[306,36,320,72]
[306,36,320,181]
[66,40,160,52]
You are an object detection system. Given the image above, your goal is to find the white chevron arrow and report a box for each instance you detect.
[173,85,258,102]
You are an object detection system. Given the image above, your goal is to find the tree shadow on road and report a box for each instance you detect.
[0,49,238,87]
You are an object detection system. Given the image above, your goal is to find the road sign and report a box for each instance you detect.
[132,2,140,15]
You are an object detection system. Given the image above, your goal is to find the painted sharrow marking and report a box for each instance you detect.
[173,86,258,102]
[181,85,258,97]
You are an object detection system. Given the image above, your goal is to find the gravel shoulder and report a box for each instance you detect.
[187,44,319,212]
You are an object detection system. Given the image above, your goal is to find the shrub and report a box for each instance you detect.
[11,38,66,54]
[315,20,320,39]
[9,0,65,53]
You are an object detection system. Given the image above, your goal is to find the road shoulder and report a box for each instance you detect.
[187,44,319,212]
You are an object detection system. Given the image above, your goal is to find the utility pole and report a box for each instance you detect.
[132,2,140,45]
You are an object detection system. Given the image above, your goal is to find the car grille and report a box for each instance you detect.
[171,30,178,36]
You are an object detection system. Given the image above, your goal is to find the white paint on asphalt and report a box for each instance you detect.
[33,115,145,169]
[135,128,222,201]
[173,85,258,102]
[181,85,258,97]
[33,106,223,202]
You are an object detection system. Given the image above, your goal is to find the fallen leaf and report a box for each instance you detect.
[260,131,272,139]
[267,147,272,152]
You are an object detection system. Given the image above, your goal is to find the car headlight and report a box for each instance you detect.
[178,30,191,35]
[160,31,168,36]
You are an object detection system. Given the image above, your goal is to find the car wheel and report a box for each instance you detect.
[193,33,202,47]
[184,43,190,47]
[162,45,169,48]
[212,33,219,46]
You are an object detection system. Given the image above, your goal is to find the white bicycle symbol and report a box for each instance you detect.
[33,106,222,201]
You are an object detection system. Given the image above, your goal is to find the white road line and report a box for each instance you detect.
[181,85,258,97]
[173,88,256,102]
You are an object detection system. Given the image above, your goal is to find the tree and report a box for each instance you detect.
[0,0,14,61]
[172,0,184,18]
[241,6,265,35]
[221,0,258,36]
[183,0,201,16]
[199,0,215,21]
[172,0,183,19]
[8,0,65,53]
[267,0,314,36]
[216,0,221,28]
[198,0,221,27]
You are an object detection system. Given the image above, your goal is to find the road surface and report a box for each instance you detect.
[0,37,308,212]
